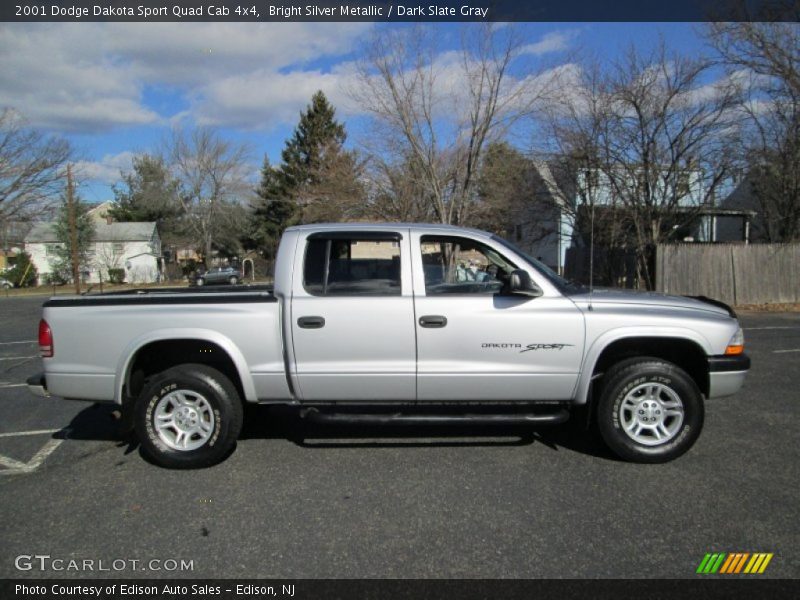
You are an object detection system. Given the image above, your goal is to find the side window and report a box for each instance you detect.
[420,236,517,295]
[304,236,402,296]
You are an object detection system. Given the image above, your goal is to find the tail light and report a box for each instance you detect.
[39,319,53,358]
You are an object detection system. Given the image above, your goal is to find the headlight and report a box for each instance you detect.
[725,327,744,355]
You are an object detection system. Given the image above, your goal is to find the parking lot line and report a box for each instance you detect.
[773,349,800,354]
[0,429,70,476]
[0,340,36,345]
[0,429,62,438]
[0,383,26,389]
[746,326,800,330]
[0,454,28,469]
[0,355,38,361]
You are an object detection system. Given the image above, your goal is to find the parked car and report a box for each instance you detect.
[0,277,13,289]
[28,223,749,469]
[195,266,240,286]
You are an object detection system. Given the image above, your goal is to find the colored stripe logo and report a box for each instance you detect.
[696,552,774,574]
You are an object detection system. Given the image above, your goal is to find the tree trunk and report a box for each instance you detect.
[66,164,80,295]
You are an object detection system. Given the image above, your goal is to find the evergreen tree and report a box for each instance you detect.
[50,191,95,283]
[248,156,297,260]
[251,91,356,258]
[3,250,37,287]
[475,142,533,234]
[109,154,182,235]
[281,90,347,191]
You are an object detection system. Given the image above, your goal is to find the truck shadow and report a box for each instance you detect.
[61,402,619,464]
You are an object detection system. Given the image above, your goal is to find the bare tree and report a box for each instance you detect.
[166,127,253,263]
[351,24,556,226]
[707,12,799,99]
[541,43,742,288]
[93,241,125,282]
[361,153,437,222]
[707,18,800,241]
[0,108,72,230]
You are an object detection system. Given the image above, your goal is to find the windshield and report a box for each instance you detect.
[489,234,585,294]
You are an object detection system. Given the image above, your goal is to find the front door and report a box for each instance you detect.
[412,233,584,401]
[290,231,417,401]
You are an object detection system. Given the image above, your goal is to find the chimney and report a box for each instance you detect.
[106,215,113,225]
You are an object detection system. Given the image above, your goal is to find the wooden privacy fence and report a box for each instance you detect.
[656,243,800,306]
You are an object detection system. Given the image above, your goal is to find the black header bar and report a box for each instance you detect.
[2,0,798,23]
[2,579,800,600]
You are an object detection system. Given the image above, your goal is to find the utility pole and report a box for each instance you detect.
[66,164,81,294]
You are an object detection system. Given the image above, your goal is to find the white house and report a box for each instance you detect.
[25,216,161,285]
[509,162,755,275]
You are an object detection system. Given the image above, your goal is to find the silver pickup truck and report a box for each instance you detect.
[28,223,750,468]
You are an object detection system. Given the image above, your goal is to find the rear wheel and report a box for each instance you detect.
[135,364,243,469]
[596,359,703,463]
[196,277,205,286]
[228,276,238,285]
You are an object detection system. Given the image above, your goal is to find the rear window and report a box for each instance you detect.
[303,237,401,296]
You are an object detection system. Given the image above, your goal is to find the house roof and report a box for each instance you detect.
[25,221,158,243]
[531,160,568,208]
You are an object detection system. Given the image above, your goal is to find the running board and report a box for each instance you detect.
[300,409,570,427]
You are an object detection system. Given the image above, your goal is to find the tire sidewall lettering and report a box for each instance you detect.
[208,408,222,447]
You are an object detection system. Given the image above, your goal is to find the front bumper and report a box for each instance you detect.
[708,354,750,399]
[26,373,49,397]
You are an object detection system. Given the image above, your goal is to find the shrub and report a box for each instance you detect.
[4,251,38,287]
[42,272,67,286]
[181,259,199,277]
[107,268,125,284]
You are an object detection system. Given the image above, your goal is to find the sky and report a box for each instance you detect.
[0,21,709,205]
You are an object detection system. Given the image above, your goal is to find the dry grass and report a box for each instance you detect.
[735,303,800,313]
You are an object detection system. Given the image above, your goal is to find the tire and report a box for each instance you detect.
[228,276,238,285]
[196,277,205,286]
[134,364,243,469]
[596,358,703,463]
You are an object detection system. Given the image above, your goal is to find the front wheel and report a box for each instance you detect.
[135,364,243,468]
[596,359,704,463]
[228,276,238,285]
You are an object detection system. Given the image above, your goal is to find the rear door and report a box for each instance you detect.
[411,232,584,401]
[289,230,417,401]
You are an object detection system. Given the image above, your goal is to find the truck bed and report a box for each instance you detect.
[41,285,288,403]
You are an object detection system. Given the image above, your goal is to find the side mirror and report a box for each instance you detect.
[508,269,543,298]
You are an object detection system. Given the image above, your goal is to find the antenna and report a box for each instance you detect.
[588,196,595,311]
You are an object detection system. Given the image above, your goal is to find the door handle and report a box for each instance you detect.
[298,316,325,329]
[419,315,447,328]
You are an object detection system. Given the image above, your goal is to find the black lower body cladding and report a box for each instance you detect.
[708,354,751,372]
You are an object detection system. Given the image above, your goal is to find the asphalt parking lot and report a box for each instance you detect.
[0,294,798,579]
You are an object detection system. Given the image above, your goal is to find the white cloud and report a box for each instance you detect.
[193,68,353,130]
[0,22,577,137]
[520,30,579,57]
[74,151,135,185]
[0,25,159,132]
[0,22,371,132]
